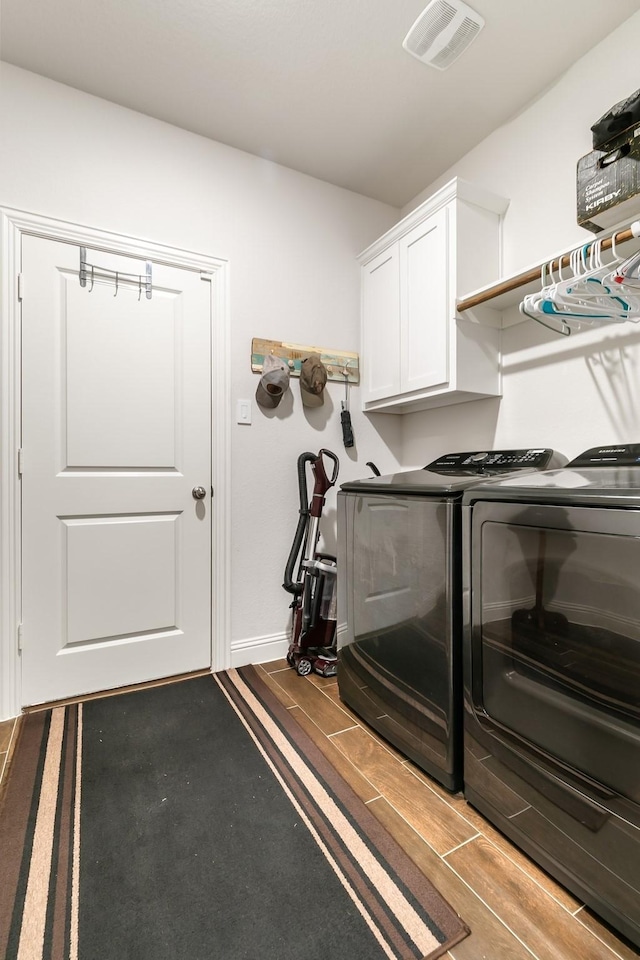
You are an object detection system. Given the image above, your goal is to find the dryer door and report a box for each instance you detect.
[470,501,640,801]
[464,500,640,945]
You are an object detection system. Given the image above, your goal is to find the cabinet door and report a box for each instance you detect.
[361,246,401,403]
[400,206,449,393]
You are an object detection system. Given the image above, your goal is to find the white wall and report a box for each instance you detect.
[400,10,640,468]
[0,63,402,667]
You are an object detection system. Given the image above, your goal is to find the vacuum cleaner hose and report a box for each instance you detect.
[282,452,317,595]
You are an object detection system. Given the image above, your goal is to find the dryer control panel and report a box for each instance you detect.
[568,444,640,467]
[427,449,557,471]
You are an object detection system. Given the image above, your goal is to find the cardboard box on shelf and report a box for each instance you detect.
[577,124,640,233]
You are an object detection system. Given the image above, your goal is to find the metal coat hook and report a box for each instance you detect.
[79,247,153,299]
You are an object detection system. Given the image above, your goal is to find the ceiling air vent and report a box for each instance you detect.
[402,0,485,70]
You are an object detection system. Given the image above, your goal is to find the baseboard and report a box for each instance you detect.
[336,621,348,646]
[230,621,347,669]
[230,631,290,668]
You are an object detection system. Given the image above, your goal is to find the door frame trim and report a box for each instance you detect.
[0,207,231,719]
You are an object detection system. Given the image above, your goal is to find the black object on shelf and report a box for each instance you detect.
[591,89,640,150]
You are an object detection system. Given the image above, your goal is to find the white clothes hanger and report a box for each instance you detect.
[520,222,640,334]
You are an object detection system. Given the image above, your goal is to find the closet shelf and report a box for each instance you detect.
[456,222,640,314]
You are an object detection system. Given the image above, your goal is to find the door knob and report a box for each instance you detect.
[192,486,207,500]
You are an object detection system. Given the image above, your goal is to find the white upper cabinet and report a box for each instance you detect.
[359,178,509,414]
[362,245,401,402]
[399,207,448,394]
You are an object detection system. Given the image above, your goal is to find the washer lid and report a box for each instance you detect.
[339,465,549,495]
[340,467,485,495]
[340,448,562,495]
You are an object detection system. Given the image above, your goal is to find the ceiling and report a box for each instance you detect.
[2,0,639,207]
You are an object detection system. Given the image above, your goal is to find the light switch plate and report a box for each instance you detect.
[236,399,252,425]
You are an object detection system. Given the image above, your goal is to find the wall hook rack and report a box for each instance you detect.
[251,338,359,384]
[79,247,153,299]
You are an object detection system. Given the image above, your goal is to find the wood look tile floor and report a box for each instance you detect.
[258,659,640,960]
[0,715,19,797]
[1,666,637,960]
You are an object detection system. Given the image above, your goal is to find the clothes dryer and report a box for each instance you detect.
[337,448,564,792]
[462,444,640,947]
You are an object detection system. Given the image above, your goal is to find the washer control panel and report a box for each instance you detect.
[427,449,556,471]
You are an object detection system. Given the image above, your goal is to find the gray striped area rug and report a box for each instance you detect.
[0,666,469,959]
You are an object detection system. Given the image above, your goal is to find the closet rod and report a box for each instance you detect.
[456,223,639,313]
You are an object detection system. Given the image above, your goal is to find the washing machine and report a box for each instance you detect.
[462,443,640,947]
[336,448,565,792]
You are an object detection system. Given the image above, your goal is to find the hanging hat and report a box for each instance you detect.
[255,354,290,408]
[300,354,328,407]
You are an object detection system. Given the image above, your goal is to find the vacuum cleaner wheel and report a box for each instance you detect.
[296,658,313,676]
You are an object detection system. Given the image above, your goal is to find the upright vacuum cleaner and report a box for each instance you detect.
[283,449,340,677]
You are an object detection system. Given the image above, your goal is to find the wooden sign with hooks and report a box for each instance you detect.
[251,338,360,383]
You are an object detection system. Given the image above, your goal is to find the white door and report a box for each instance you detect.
[21,236,212,706]
[400,206,449,393]
[361,246,401,403]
